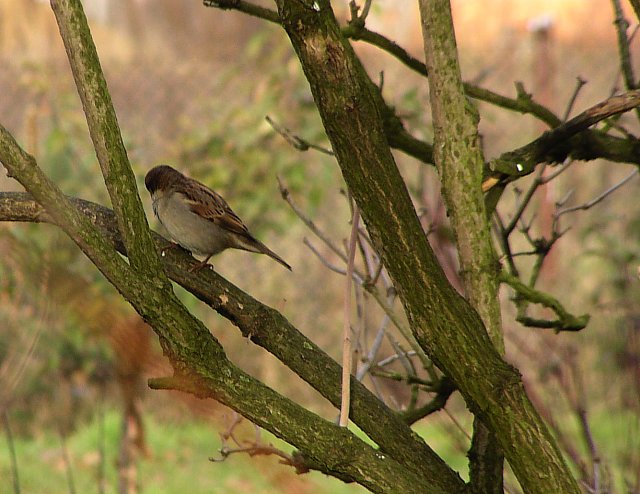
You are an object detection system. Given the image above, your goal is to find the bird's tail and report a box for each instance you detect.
[241,236,292,271]
[260,243,292,271]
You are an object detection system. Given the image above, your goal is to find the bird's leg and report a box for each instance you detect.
[189,255,213,272]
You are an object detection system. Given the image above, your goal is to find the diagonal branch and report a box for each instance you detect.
[0,191,463,492]
[484,89,640,192]
[341,24,562,128]
[203,0,280,23]
[0,188,437,494]
[273,1,579,493]
[50,0,162,275]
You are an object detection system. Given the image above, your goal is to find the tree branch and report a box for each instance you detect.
[0,191,463,492]
[418,1,505,492]
[272,1,579,493]
[500,271,590,332]
[612,0,637,92]
[484,89,640,191]
[341,23,562,128]
[50,0,162,276]
[202,0,280,23]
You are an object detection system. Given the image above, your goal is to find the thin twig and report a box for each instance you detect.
[265,116,335,156]
[278,177,352,266]
[376,350,417,368]
[212,417,309,473]
[340,204,360,427]
[304,238,363,281]
[504,163,549,235]
[356,317,389,381]
[563,77,588,122]
[340,24,561,127]
[555,169,638,217]
[202,0,280,23]
[540,157,576,184]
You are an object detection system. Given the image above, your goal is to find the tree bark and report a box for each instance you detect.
[274,0,580,492]
[0,190,463,493]
[417,1,504,491]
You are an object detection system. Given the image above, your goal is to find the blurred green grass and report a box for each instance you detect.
[1,405,638,493]
[0,409,370,494]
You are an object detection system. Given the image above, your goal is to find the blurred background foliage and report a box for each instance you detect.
[0,0,639,492]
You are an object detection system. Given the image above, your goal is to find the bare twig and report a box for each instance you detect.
[348,0,373,27]
[278,177,349,261]
[540,157,576,184]
[202,0,280,23]
[376,350,417,368]
[340,24,561,127]
[555,169,638,217]
[278,180,432,369]
[265,116,334,155]
[356,318,389,380]
[340,204,360,427]
[563,77,588,122]
[212,413,309,473]
[504,164,549,236]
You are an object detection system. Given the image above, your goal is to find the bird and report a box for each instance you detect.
[144,164,291,271]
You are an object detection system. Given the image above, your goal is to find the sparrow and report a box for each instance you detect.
[144,165,292,271]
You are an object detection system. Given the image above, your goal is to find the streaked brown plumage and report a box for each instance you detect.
[144,165,291,271]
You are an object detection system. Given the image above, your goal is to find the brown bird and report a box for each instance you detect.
[144,165,291,271]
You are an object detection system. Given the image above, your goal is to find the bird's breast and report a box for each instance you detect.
[153,193,231,256]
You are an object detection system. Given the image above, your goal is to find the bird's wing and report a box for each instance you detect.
[182,181,252,237]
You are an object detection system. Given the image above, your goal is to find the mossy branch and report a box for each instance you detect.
[50,0,162,276]
[0,190,463,492]
[0,185,438,493]
[484,89,640,192]
[500,272,590,332]
[418,1,505,491]
[272,1,579,493]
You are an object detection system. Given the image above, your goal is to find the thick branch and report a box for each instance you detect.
[418,1,504,492]
[0,191,463,493]
[50,0,162,275]
[270,1,581,493]
[485,89,640,190]
[0,185,433,491]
